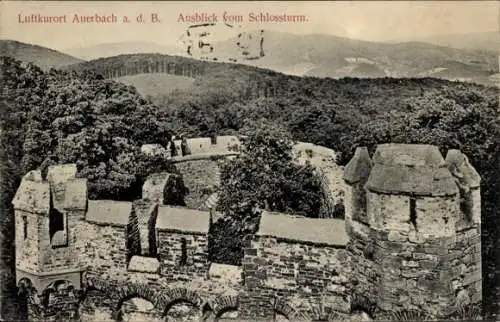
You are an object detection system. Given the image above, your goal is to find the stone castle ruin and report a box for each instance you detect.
[12,140,482,321]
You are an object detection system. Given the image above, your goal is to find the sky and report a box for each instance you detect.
[1,1,498,51]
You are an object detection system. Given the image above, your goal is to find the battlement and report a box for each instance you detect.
[343,144,481,234]
[343,144,482,317]
[13,165,88,215]
[366,144,458,196]
[12,143,483,321]
[257,211,348,246]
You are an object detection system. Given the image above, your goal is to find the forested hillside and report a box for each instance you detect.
[1,53,500,318]
[157,63,499,164]
[214,30,498,82]
[0,40,83,70]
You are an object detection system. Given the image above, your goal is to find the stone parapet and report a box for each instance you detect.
[12,143,483,321]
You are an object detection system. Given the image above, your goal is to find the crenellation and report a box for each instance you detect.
[343,147,372,225]
[13,143,482,321]
[174,158,223,209]
[142,172,171,204]
[342,143,483,319]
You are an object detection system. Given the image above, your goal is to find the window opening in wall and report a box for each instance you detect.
[180,237,187,266]
[49,208,64,239]
[49,207,68,248]
[409,197,417,230]
[22,216,28,240]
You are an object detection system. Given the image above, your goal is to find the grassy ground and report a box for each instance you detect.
[115,73,195,98]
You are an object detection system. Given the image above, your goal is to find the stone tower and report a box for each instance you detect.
[13,164,87,296]
[343,144,482,318]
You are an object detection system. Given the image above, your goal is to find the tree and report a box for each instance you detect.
[0,58,178,203]
[218,121,323,218]
[211,121,323,265]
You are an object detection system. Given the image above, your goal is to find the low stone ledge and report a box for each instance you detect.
[128,256,160,274]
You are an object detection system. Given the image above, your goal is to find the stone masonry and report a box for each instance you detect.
[239,212,350,320]
[343,144,482,319]
[12,142,482,321]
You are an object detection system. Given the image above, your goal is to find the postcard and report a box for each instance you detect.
[0,1,498,321]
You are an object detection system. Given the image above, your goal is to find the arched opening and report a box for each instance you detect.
[113,288,163,322]
[273,298,310,321]
[349,294,375,320]
[164,299,201,321]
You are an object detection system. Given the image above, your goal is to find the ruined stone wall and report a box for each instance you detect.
[368,193,458,317]
[373,231,457,316]
[450,186,482,309]
[78,266,241,322]
[345,220,378,309]
[74,221,129,280]
[174,159,221,209]
[347,190,482,318]
[449,225,482,307]
[79,289,117,321]
[240,236,350,320]
[157,231,209,282]
[40,286,80,321]
[15,211,40,272]
[39,211,85,272]
[15,145,484,321]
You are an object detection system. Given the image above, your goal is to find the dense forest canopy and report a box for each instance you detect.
[1,57,177,200]
[154,63,499,161]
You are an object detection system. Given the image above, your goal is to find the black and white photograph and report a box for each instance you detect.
[0,1,498,321]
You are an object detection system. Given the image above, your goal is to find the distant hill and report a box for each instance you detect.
[63,41,184,60]
[3,33,498,86]
[116,73,195,97]
[401,31,499,52]
[209,30,498,86]
[64,30,498,87]
[0,40,83,70]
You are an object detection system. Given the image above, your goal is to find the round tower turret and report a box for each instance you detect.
[343,144,482,319]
